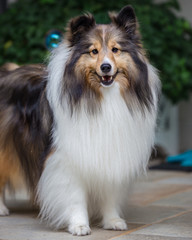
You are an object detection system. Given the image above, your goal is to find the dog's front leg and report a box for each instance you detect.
[67,200,91,236]
[37,153,91,236]
[101,188,127,231]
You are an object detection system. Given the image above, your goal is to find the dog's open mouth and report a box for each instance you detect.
[95,72,118,87]
[101,75,114,87]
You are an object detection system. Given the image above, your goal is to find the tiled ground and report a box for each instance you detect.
[0,170,192,240]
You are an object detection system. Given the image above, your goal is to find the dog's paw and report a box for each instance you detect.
[0,203,9,216]
[103,218,127,231]
[68,224,91,236]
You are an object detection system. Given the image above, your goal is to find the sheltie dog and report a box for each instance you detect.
[0,6,160,236]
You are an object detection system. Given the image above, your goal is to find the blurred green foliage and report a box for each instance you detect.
[0,0,192,103]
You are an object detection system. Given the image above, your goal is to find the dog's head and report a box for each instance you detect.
[63,6,152,112]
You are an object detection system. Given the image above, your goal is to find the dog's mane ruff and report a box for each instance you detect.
[46,41,71,111]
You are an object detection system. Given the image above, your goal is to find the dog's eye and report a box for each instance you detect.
[112,47,118,53]
[92,49,98,55]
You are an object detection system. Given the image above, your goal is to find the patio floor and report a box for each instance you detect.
[0,170,192,240]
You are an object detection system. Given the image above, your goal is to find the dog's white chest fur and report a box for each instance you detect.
[53,83,155,184]
[38,81,157,230]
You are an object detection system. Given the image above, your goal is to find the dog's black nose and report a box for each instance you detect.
[100,63,111,73]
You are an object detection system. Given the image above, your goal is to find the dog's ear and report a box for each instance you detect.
[109,5,137,36]
[66,14,96,45]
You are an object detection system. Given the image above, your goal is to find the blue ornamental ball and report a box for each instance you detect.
[45,29,63,50]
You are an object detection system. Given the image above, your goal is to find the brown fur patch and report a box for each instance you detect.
[0,148,23,193]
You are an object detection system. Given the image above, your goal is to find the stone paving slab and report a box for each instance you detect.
[151,190,192,209]
[111,211,192,239]
[129,182,192,206]
[113,234,192,240]
[130,222,192,238]
[124,205,185,224]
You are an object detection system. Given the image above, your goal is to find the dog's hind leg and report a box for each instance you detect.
[0,176,9,216]
[0,151,14,216]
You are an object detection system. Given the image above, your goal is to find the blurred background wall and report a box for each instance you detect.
[177,1,192,153]
[155,0,192,155]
